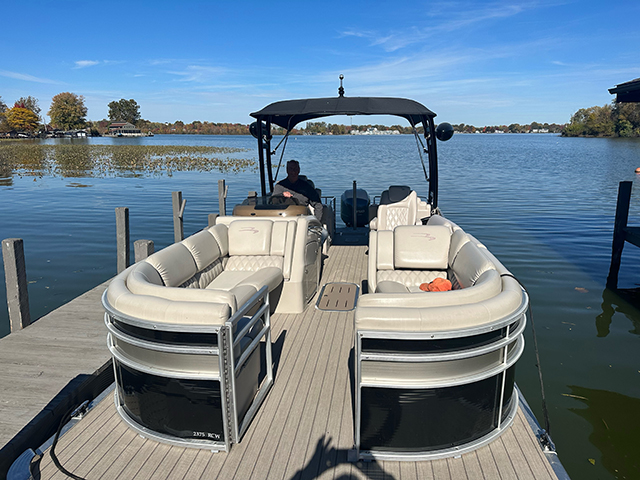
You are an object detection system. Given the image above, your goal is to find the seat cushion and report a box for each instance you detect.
[228,220,273,256]
[207,267,283,311]
[377,270,447,289]
[207,271,255,291]
[451,242,496,288]
[376,280,410,293]
[145,243,198,287]
[182,230,221,271]
[207,267,283,295]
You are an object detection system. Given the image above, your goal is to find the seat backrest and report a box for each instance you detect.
[221,218,297,279]
[368,225,451,291]
[450,242,496,289]
[393,225,451,270]
[145,243,198,287]
[373,190,418,230]
[380,185,411,205]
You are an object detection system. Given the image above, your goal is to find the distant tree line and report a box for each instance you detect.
[562,102,640,137]
[0,92,576,138]
[452,122,565,134]
[1,92,88,134]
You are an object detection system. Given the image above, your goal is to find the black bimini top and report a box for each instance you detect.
[250,96,436,130]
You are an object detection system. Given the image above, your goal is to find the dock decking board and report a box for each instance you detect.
[0,280,111,455]
[25,244,557,479]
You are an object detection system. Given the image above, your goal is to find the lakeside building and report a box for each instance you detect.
[350,127,400,135]
[107,122,144,137]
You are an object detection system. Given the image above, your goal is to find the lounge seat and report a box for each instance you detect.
[103,215,323,452]
[110,216,323,322]
[354,220,528,460]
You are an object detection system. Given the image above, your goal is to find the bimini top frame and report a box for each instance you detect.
[250,96,441,208]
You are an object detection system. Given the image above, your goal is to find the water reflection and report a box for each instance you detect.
[596,288,640,337]
[567,385,640,479]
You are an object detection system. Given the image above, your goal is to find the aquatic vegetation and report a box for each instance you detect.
[0,143,255,180]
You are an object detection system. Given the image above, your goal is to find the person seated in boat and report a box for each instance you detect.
[272,160,323,221]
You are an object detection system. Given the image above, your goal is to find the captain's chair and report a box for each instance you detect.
[370,190,418,230]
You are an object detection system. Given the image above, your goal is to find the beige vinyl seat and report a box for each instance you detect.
[368,224,500,295]
[103,215,323,451]
[360,222,524,332]
[354,220,529,459]
[108,215,323,322]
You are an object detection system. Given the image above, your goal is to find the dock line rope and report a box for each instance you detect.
[49,401,90,479]
[500,273,554,452]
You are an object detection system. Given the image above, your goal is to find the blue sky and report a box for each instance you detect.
[1,0,639,126]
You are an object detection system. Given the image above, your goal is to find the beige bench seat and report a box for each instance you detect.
[106,215,322,327]
[360,222,525,333]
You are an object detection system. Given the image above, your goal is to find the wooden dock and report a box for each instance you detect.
[0,281,113,476]
[15,244,561,480]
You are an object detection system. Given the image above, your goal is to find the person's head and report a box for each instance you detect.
[286,160,300,182]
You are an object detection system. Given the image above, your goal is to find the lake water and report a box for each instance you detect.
[2,133,640,479]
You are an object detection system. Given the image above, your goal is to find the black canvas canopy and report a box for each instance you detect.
[609,78,640,103]
[250,96,436,130]
[249,95,440,207]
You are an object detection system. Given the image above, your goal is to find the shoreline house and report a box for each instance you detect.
[108,122,142,136]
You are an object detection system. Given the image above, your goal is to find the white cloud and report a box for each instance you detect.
[74,60,100,68]
[340,2,536,52]
[167,65,229,83]
[0,69,60,84]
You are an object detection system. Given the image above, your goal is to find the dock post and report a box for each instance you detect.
[208,214,218,227]
[116,207,130,274]
[134,240,154,262]
[218,179,227,216]
[172,191,186,243]
[607,181,632,288]
[2,238,31,331]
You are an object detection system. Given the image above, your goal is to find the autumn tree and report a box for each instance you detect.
[16,96,41,116]
[0,96,9,133]
[108,98,141,125]
[5,106,40,131]
[48,92,87,130]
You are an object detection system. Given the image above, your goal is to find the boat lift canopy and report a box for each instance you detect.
[609,78,640,103]
[249,96,441,207]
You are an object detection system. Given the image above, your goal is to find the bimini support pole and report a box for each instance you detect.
[265,119,274,192]
[257,121,267,197]
[425,115,438,209]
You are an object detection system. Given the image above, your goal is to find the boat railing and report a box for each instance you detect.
[224,286,274,444]
[102,284,273,451]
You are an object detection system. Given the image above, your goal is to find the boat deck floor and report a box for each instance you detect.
[35,245,559,480]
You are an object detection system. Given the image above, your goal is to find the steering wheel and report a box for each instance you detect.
[269,195,300,205]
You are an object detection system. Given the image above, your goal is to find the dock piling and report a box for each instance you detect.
[172,191,186,243]
[134,240,154,262]
[607,181,633,288]
[2,238,31,332]
[218,179,227,216]
[116,207,130,274]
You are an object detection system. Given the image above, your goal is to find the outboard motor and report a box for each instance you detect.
[341,188,370,227]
